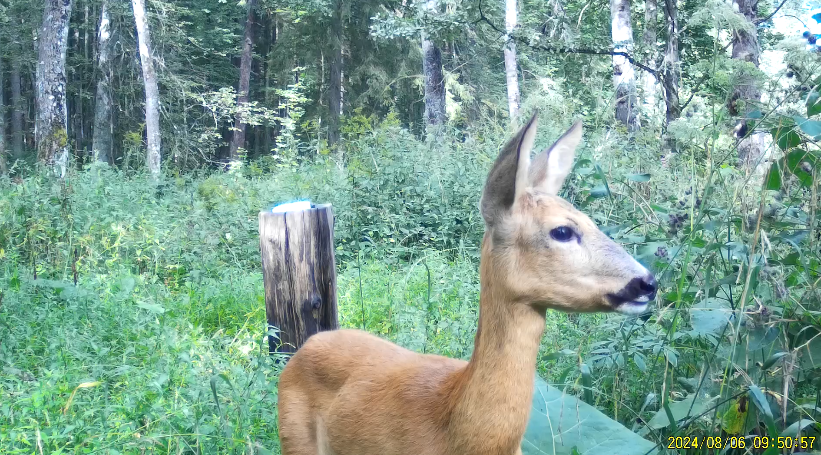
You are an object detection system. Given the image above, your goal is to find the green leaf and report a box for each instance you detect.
[590,185,610,198]
[807,90,821,117]
[210,375,222,416]
[760,352,788,370]
[663,401,678,433]
[794,116,821,139]
[643,393,716,431]
[797,334,821,370]
[580,363,593,404]
[541,349,576,362]
[781,419,817,437]
[136,301,166,314]
[593,164,612,197]
[765,163,782,190]
[771,126,801,151]
[690,298,731,337]
[633,353,647,372]
[785,149,819,169]
[523,377,658,455]
[782,150,818,187]
[748,385,778,438]
[720,397,749,434]
[640,394,656,413]
[627,173,651,182]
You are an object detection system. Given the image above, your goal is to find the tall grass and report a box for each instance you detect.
[1,113,819,453]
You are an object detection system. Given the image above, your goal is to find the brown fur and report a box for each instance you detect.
[278,116,653,455]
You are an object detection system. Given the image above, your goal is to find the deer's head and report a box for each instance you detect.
[480,114,656,315]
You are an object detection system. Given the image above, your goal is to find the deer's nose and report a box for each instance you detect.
[638,274,657,298]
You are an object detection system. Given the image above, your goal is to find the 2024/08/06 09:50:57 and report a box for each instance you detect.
[667,436,816,450]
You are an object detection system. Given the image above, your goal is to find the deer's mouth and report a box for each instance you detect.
[607,276,657,314]
[611,298,651,315]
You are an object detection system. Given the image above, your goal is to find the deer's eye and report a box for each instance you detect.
[550,226,575,242]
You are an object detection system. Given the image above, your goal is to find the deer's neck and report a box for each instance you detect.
[446,254,546,454]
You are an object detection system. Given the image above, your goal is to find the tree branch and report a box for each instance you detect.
[755,0,788,25]
[475,0,659,77]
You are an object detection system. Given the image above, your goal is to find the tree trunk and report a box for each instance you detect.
[0,55,6,175]
[729,0,764,170]
[422,0,446,126]
[70,5,88,163]
[35,0,73,177]
[132,0,161,177]
[328,0,343,149]
[610,0,639,131]
[642,0,657,114]
[82,3,91,162]
[229,0,257,161]
[661,0,679,126]
[729,0,760,109]
[264,13,277,155]
[503,0,520,122]
[11,60,24,160]
[91,0,113,164]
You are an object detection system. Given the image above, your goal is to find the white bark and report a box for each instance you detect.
[92,0,113,164]
[610,0,639,130]
[661,0,679,126]
[132,0,161,177]
[642,0,658,115]
[503,0,520,122]
[35,0,73,177]
[730,0,766,172]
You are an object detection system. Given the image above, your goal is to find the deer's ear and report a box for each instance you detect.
[529,121,582,195]
[481,113,538,226]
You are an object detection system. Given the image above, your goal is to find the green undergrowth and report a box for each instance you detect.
[1,117,820,453]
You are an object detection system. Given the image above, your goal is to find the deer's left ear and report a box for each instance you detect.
[529,121,582,195]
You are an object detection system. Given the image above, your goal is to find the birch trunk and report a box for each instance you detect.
[328,0,343,149]
[642,0,657,114]
[35,0,73,177]
[730,0,765,170]
[132,0,161,177]
[11,60,24,160]
[610,0,639,130]
[422,0,446,126]
[92,0,113,164]
[503,0,520,122]
[71,6,85,159]
[229,0,257,161]
[661,0,679,126]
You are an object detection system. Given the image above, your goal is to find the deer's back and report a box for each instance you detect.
[278,329,468,455]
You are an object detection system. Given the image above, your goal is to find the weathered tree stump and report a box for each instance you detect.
[259,204,338,354]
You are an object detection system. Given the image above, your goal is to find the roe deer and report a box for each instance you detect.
[277,114,657,455]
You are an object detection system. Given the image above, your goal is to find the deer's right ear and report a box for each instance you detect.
[481,113,538,226]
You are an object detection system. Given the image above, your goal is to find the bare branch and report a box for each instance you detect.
[476,0,658,77]
[755,0,789,25]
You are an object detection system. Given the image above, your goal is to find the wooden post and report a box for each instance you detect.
[259,204,338,354]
